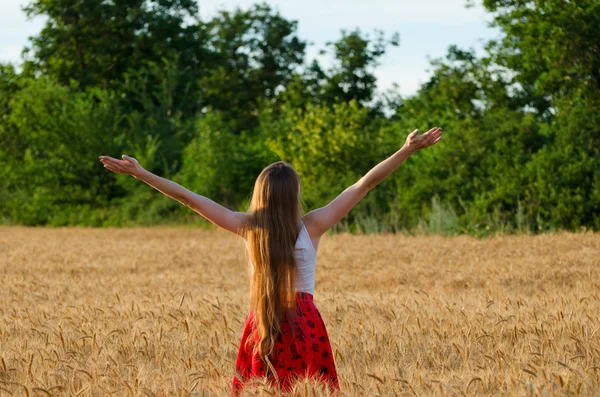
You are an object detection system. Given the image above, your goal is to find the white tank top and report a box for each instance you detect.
[247,220,317,294]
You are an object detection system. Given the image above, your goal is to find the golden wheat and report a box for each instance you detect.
[0,227,599,396]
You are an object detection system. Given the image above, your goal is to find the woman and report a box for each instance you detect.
[99,126,442,394]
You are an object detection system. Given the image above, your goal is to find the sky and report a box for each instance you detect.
[0,0,499,97]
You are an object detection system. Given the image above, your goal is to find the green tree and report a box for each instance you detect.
[322,29,399,106]
[523,90,600,231]
[198,3,306,133]
[0,77,121,225]
[392,46,545,232]
[482,0,600,115]
[178,112,277,210]
[278,29,400,112]
[22,0,205,93]
[481,0,600,230]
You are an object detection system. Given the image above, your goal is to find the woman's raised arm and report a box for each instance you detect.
[303,127,442,238]
[99,155,248,235]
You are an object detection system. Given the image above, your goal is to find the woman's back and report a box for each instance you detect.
[293,220,318,294]
[248,220,318,294]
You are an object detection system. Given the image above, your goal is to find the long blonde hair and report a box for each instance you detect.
[243,161,303,362]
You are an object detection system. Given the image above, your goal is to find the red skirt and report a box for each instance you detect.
[231,292,340,395]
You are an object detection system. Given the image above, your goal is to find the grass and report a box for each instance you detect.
[0,226,599,396]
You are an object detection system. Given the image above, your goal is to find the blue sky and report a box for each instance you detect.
[0,0,499,97]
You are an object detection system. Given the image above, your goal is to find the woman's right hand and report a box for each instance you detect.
[404,127,443,153]
[99,154,145,177]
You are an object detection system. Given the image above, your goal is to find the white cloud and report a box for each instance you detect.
[199,0,489,26]
[0,46,23,64]
[0,0,27,19]
[0,0,46,65]
[376,61,431,97]
[0,0,44,29]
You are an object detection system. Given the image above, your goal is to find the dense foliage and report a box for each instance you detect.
[1,0,598,234]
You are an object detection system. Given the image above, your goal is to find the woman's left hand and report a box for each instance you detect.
[404,127,443,153]
[99,154,144,177]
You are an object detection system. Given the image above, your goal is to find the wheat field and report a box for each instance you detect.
[0,227,599,396]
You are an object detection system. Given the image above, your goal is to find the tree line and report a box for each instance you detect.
[1,0,599,235]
